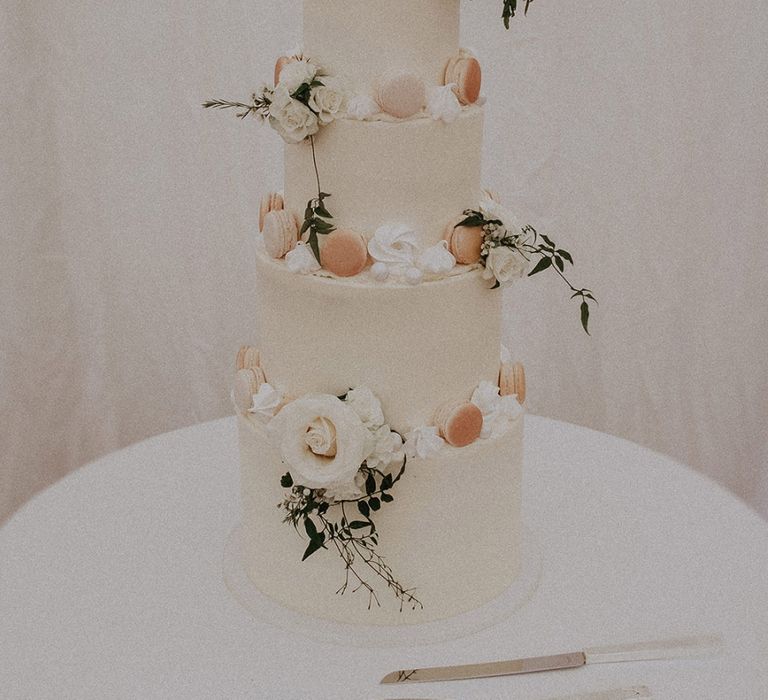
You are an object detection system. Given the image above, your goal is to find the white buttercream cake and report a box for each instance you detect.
[229,0,531,626]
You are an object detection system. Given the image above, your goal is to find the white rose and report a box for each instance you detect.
[308,79,347,125]
[404,426,445,460]
[427,84,462,124]
[479,196,522,235]
[285,242,321,275]
[482,246,529,287]
[366,425,404,470]
[268,85,319,144]
[277,59,317,94]
[268,394,367,489]
[345,386,385,429]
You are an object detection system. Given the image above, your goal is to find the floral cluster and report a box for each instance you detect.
[204,58,346,144]
[456,196,597,334]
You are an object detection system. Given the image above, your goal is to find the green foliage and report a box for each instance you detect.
[502,0,534,29]
[202,91,272,120]
[278,455,421,612]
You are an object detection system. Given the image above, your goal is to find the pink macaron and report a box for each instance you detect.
[259,192,284,233]
[320,229,369,278]
[263,210,298,260]
[375,72,426,119]
[236,345,261,371]
[443,216,485,265]
[233,366,267,414]
[444,52,482,106]
[435,400,484,448]
[499,362,527,404]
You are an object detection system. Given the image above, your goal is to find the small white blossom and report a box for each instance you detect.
[404,426,445,460]
[277,59,317,94]
[427,84,462,123]
[345,386,385,429]
[248,382,283,421]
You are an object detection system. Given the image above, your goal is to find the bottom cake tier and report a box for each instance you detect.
[237,411,524,627]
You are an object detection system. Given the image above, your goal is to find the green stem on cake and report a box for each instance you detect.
[300,135,335,262]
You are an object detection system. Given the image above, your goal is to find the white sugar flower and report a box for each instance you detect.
[404,426,445,460]
[365,425,404,470]
[471,380,502,417]
[248,382,283,421]
[308,78,347,125]
[482,246,529,287]
[345,386,385,429]
[277,59,317,94]
[427,84,462,124]
[471,380,523,438]
[269,85,319,144]
[268,395,367,489]
[368,223,419,267]
[285,242,321,275]
[322,472,366,503]
[418,240,456,276]
[347,94,380,120]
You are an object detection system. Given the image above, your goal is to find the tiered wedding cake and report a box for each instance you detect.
[209,0,590,627]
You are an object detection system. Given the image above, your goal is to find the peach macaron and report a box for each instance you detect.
[443,215,485,265]
[259,192,284,233]
[236,345,261,372]
[320,229,369,277]
[263,210,298,260]
[435,400,483,448]
[500,362,527,405]
[444,52,482,106]
[375,72,426,119]
[233,366,267,414]
[274,55,298,87]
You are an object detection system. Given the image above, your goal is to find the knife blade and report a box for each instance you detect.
[380,635,721,685]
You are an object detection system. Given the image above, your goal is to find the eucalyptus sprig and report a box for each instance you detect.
[279,457,423,612]
[202,91,272,120]
[502,0,534,29]
[458,210,597,334]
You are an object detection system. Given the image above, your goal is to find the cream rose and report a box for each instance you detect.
[268,395,367,489]
[269,85,319,144]
[308,79,347,125]
[482,246,529,287]
[278,59,317,94]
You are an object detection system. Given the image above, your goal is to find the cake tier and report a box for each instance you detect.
[284,108,483,249]
[303,0,460,95]
[238,411,523,626]
[254,248,500,434]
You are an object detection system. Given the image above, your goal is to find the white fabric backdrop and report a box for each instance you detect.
[2,0,767,524]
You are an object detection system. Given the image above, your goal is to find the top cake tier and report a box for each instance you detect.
[303,0,460,93]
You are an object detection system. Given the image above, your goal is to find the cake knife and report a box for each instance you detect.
[380,635,721,685]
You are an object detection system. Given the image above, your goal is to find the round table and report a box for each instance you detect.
[2,416,767,699]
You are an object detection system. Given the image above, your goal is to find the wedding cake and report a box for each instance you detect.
[208,0,592,627]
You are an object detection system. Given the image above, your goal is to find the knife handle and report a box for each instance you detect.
[584,635,723,665]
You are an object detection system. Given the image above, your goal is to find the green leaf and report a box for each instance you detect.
[555,256,565,272]
[308,232,320,263]
[357,501,370,518]
[349,521,370,530]
[557,249,574,265]
[369,497,381,512]
[581,301,591,335]
[315,204,332,219]
[365,473,376,495]
[381,493,394,503]
[528,256,552,276]
[302,536,325,561]
[280,473,293,488]
[380,474,393,491]
[304,517,319,540]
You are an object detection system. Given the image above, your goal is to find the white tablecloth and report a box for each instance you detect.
[2,416,767,699]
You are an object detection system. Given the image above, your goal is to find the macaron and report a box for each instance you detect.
[263,210,298,260]
[375,72,426,119]
[259,192,284,233]
[435,400,483,448]
[320,229,369,277]
[233,367,267,414]
[236,345,261,371]
[500,362,527,405]
[443,216,485,265]
[444,52,482,106]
